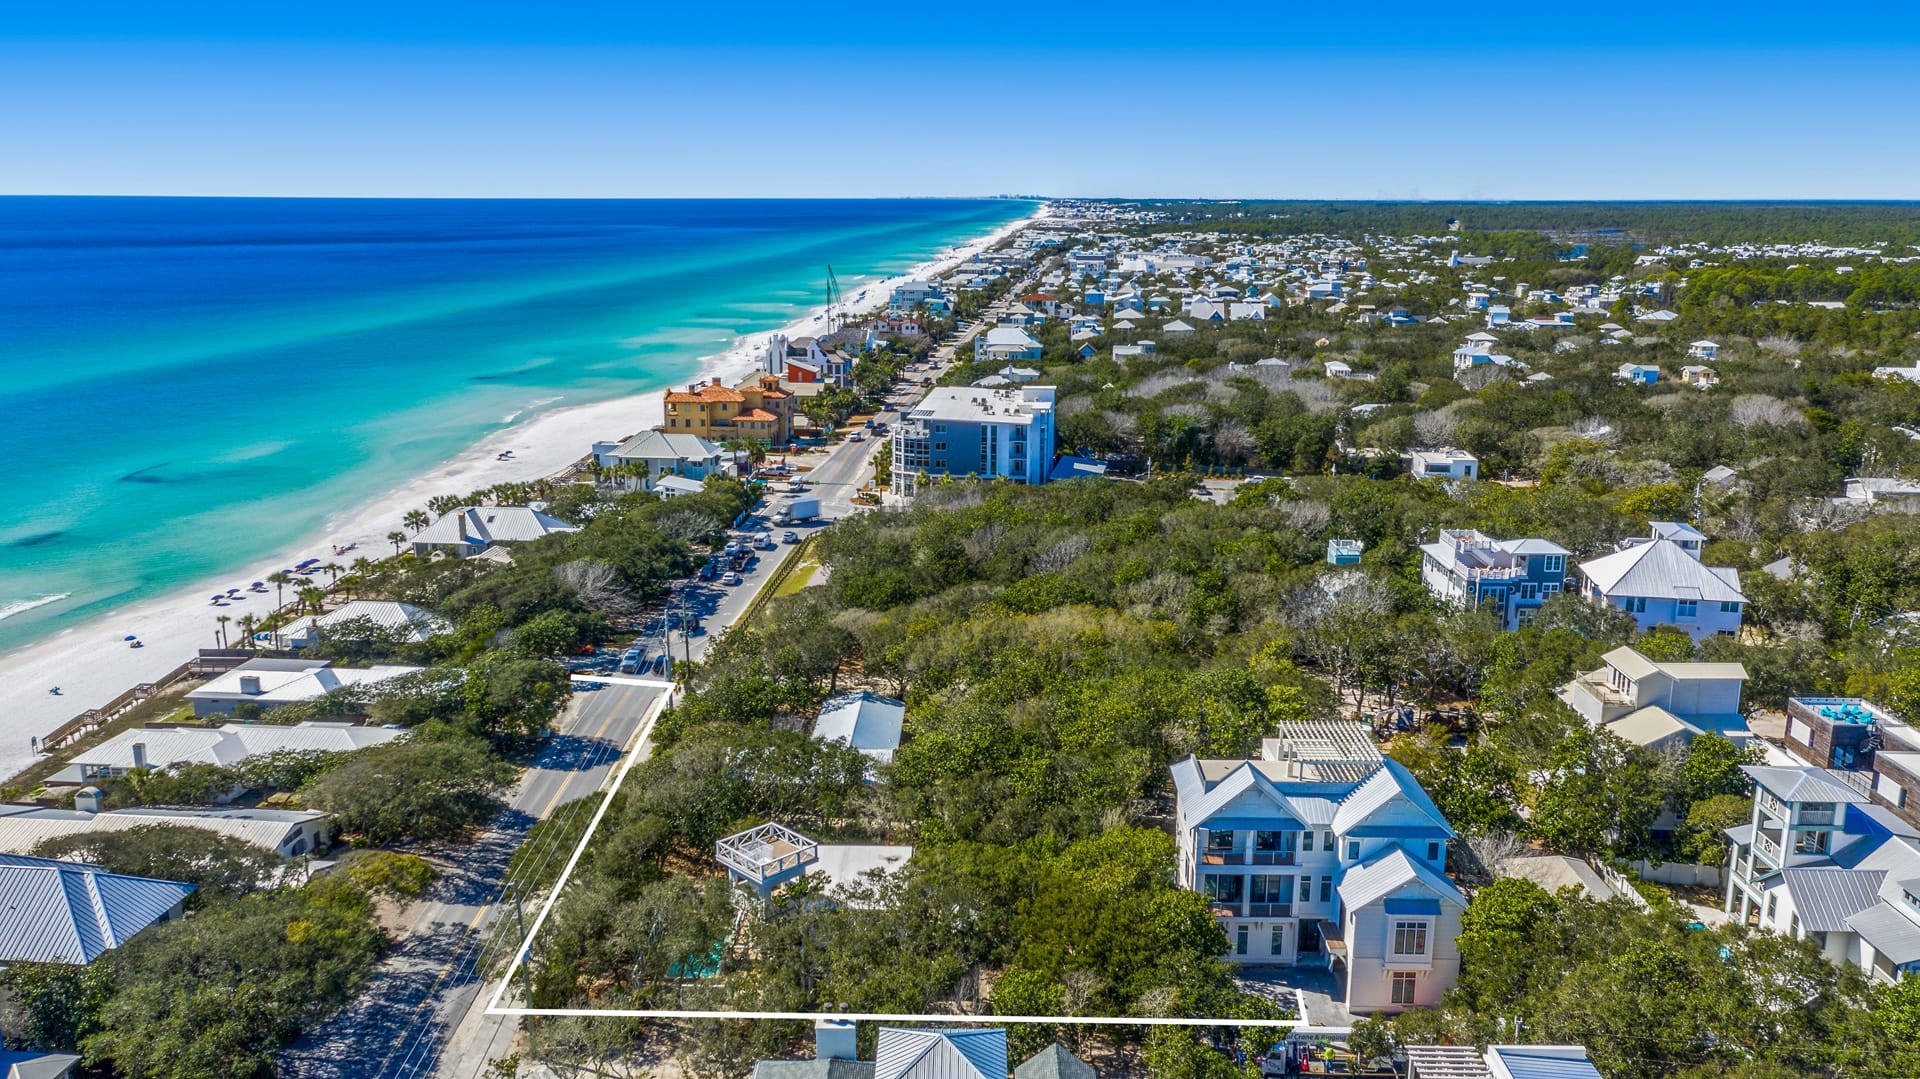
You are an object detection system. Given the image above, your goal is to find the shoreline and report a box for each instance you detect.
[0,208,1039,785]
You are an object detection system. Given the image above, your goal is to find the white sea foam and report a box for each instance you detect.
[0,594,70,624]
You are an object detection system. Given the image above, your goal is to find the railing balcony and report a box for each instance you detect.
[1250,851,1297,866]
[1753,830,1783,865]
[1248,903,1293,918]
[1208,901,1242,918]
[1201,851,1246,866]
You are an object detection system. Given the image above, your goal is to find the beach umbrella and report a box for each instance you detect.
[123,635,137,641]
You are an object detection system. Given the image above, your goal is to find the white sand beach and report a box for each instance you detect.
[0,210,1039,784]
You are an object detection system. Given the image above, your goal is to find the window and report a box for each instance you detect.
[1520,582,1539,600]
[933,442,947,451]
[1677,600,1699,618]
[1270,924,1286,955]
[1427,841,1442,864]
[1244,875,1290,906]
[1207,830,1235,851]
[1203,874,1244,904]
[1903,889,1920,915]
[933,424,946,434]
[1722,601,1742,613]
[1542,554,1565,574]
[1346,840,1361,860]
[1302,831,1314,852]
[1320,875,1333,903]
[1236,925,1249,955]
[1626,596,1648,613]
[1323,831,1334,851]
[1796,829,1831,855]
[1393,921,1429,956]
[1299,876,1312,902]
[1543,582,1561,596]
[1391,971,1419,1005]
[1516,608,1536,627]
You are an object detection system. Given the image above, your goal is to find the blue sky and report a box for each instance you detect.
[3,2,1917,199]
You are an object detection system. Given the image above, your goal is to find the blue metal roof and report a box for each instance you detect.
[0,853,194,964]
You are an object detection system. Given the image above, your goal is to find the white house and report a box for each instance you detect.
[594,430,726,481]
[1557,645,1751,746]
[812,691,905,769]
[270,600,450,650]
[1171,720,1464,1013]
[974,327,1043,364]
[411,505,579,559]
[1722,763,1920,983]
[184,658,423,716]
[0,802,332,858]
[1577,535,1745,640]
[1689,340,1720,360]
[57,721,406,783]
[1403,448,1480,481]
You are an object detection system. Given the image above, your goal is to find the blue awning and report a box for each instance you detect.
[1384,897,1441,916]
[1203,817,1303,832]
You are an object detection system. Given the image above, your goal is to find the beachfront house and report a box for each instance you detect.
[1577,532,1745,640]
[411,505,579,559]
[1418,529,1570,630]
[57,720,405,785]
[1556,645,1751,747]
[594,430,727,483]
[184,657,423,716]
[0,854,194,965]
[887,280,950,315]
[890,386,1056,496]
[662,374,796,444]
[1170,720,1464,1013]
[268,599,451,650]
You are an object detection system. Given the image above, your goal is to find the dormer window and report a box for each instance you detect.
[1800,802,1836,826]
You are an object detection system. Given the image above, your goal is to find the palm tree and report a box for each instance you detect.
[266,571,291,612]
[298,586,327,615]
[350,556,374,576]
[427,494,461,518]
[215,614,231,648]
[322,562,344,586]
[237,613,259,649]
[403,509,430,533]
[388,531,407,557]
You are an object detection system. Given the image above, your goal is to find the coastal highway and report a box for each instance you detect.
[281,676,671,1079]
[288,317,993,1078]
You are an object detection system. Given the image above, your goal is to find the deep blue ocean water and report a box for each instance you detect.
[0,197,1032,653]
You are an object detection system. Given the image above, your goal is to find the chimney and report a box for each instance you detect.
[131,742,149,771]
[74,786,102,814]
[814,1019,857,1061]
[240,675,263,695]
[456,512,469,542]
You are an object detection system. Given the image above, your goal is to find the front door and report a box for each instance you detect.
[1298,920,1322,955]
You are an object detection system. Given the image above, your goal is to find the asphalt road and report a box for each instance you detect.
[282,678,668,1079]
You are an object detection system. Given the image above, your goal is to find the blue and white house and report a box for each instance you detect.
[1723,763,1920,984]
[973,327,1043,364]
[1578,531,1745,640]
[1418,529,1571,630]
[1171,720,1465,1013]
[890,386,1057,495]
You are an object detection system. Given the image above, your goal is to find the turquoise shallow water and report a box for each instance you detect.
[0,197,1032,653]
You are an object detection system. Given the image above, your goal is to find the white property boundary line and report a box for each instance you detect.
[485,691,1308,1031]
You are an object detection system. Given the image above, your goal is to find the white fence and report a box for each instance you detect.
[1628,859,1723,888]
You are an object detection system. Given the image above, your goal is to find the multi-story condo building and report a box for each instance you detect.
[1418,529,1571,630]
[1723,764,1920,983]
[661,374,796,446]
[1170,720,1465,1013]
[890,386,1056,496]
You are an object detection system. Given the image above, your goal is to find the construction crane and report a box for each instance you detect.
[825,265,841,334]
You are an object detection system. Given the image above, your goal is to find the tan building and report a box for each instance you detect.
[662,373,795,446]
